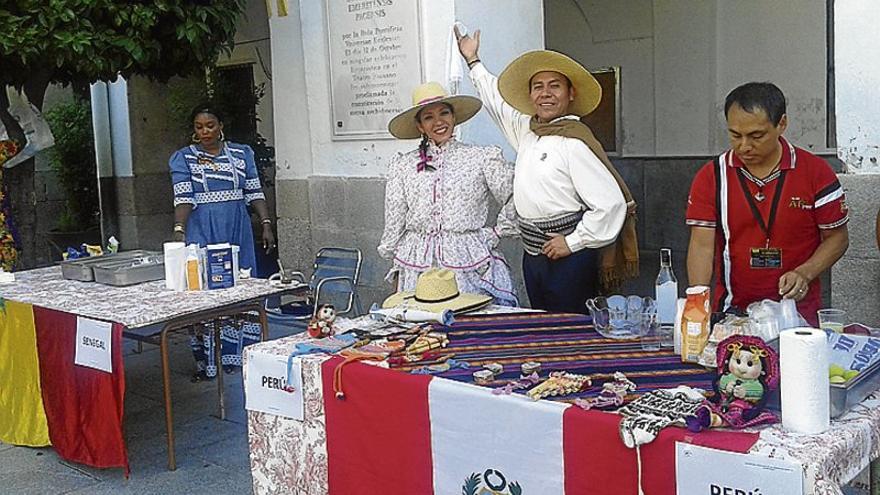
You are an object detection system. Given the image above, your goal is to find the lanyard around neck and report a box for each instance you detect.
[735,168,787,246]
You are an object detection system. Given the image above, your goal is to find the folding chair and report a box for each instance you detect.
[265,247,363,333]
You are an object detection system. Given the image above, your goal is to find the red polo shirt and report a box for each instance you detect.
[686,137,848,326]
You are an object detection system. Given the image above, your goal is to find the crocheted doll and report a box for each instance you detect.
[307,304,337,338]
[686,334,779,431]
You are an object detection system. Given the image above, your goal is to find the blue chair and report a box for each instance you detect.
[265,247,363,334]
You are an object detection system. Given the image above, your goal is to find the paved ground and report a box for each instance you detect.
[0,328,298,495]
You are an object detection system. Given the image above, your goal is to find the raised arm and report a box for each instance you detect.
[454,26,531,149]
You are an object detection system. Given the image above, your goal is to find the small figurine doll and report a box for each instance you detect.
[686,334,779,431]
[307,304,337,338]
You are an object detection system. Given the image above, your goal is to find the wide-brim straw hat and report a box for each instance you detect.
[382,268,492,314]
[388,82,482,139]
[498,50,602,117]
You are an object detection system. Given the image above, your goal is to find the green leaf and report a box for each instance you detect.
[461,473,481,495]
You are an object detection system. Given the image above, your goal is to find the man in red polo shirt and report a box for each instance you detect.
[686,82,849,326]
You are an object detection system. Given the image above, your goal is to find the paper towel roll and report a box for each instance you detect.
[780,327,830,434]
[163,242,187,291]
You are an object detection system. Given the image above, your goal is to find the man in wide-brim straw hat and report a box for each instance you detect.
[455,27,638,313]
[377,81,520,307]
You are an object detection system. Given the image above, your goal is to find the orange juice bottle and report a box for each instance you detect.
[185,245,202,291]
[680,286,711,362]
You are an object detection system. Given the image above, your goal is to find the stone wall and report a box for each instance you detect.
[7,85,85,268]
[833,175,880,326]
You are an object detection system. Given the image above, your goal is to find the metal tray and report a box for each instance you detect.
[60,250,157,281]
[829,356,880,418]
[765,345,880,418]
[92,254,165,287]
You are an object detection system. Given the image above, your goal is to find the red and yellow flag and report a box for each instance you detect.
[0,300,50,446]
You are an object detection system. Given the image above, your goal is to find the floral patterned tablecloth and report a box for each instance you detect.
[0,266,302,328]
[245,319,879,495]
[245,334,331,495]
[748,393,880,495]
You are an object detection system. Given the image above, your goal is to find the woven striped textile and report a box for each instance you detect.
[393,312,716,402]
[517,211,583,255]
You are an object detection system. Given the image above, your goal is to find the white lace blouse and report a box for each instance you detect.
[377,138,517,273]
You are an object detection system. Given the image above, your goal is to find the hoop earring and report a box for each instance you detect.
[191,132,199,143]
[219,130,226,142]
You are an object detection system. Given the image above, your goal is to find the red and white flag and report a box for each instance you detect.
[322,358,758,495]
[430,378,567,494]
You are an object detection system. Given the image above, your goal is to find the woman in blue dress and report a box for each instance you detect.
[169,103,275,381]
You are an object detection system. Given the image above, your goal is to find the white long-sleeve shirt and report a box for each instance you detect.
[469,62,627,252]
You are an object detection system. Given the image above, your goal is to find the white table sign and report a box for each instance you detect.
[74,316,113,373]
[245,351,304,420]
[676,443,803,495]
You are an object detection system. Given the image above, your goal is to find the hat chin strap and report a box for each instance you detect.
[414,291,460,304]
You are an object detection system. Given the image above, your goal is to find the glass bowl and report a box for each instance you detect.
[586,295,655,339]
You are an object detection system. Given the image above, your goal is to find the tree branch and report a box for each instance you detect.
[0,86,26,145]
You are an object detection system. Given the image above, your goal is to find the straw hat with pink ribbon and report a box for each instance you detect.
[387,82,482,139]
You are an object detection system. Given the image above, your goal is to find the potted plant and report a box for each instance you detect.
[43,98,101,255]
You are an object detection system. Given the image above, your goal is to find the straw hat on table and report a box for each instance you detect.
[382,268,491,314]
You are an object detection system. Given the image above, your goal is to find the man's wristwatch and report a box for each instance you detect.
[173,223,185,234]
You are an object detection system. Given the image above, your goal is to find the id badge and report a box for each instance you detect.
[749,247,782,269]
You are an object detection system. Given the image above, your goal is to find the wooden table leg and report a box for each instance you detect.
[160,324,177,471]
[258,304,269,342]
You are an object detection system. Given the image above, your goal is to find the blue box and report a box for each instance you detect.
[205,244,235,290]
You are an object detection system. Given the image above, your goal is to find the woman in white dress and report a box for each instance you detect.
[378,82,518,306]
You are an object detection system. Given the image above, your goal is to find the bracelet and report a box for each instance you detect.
[173,224,185,233]
[261,218,272,225]
[466,58,480,68]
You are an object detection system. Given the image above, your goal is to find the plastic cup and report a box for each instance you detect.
[817,308,847,333]
[639,312,661,351]
[659,324,674,347]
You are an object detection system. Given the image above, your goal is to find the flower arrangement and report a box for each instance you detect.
[0,139,21,270]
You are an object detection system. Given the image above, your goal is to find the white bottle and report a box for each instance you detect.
[655,248,678,328]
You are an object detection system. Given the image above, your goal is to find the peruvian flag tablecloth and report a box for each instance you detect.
[321,357,758,495]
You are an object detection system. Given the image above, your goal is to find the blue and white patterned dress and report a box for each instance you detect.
[169,142,266,377]
[169,142,265,271]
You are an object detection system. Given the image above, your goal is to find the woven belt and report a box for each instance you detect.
[518,211,584,255]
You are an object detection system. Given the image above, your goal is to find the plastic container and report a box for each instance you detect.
[586,295,654,339]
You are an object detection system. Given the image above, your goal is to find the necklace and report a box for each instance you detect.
[749,163,781,202]
[196,145,223,171]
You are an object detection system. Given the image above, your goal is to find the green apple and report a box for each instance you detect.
[829,375,847,384]
[844,370,860,381]
[829,364,846,377]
